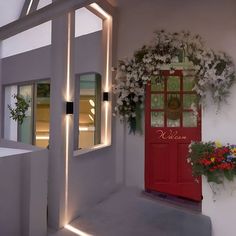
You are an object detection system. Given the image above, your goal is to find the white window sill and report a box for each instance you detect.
[73,143,111,157]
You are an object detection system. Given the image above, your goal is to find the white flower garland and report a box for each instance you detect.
[113,30,236,134]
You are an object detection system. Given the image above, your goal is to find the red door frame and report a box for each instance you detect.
[145,70,202,201]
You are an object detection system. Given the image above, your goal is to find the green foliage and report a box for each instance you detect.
[8,94,30,125]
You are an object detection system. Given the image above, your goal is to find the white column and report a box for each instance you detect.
[48,11,75,229]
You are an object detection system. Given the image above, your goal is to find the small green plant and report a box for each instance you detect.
[8,94,30,125]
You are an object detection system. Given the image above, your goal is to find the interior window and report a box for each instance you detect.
[4,80,50,148]
[35,81,50,148]
[75,73,101,149]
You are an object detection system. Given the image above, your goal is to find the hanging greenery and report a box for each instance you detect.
[113,30,236,134]
[8,94,30,125]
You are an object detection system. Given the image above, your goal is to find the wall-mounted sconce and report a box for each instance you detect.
[66,101,74,115]
[103,92,109,101]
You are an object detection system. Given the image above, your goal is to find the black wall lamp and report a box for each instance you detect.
[66,101,74,114]
[103,92,109,101]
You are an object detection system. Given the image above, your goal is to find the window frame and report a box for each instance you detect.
[3,78,50,146]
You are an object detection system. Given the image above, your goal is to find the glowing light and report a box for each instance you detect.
[26,0,34,15]
[105,18,111,92]
[91,108,95,115]
[65,115,69,224]
[36,135,49,140]
[90,3,111,19]
[104,102,109,145]
[65,224,92,236]
[79,127,88,131]
[66,13,72,101]
[89,99,95,107]
[79,126,95,131]
[89,114,94,121]
[64,12,72,225]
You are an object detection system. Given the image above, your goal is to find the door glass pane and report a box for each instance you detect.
[151,94,164,109]
[151,76,164,91]
[183,94,197,109]
[183,112,197,127]
[183,76,195,91]
[35,81,50,148]
[166,94,181,126]
[78,74,101,149]
[167,76,180,91]
[151,112,164,127]
[18,85,33,144]
[167,118,180,127]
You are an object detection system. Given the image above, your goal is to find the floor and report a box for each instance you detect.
[48,188,211,236]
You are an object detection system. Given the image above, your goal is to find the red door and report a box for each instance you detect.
[145,70,202,201]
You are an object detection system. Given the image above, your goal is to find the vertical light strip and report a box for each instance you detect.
[26,0,34,15]
[104,16,111,145]
[105,17,111,92]
[65,12,72,225]
[66,13,72,101]
[90,3,112,145]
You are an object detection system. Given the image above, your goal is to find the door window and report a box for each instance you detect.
[150,73,198,128]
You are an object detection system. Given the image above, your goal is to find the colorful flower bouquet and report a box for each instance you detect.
[188,141,236,184]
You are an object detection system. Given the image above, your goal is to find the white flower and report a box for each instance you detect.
[113,30,236,133]
[120,65,126,71]
[117,99,123,105]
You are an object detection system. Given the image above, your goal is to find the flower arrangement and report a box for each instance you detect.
[113,30,236,134]
[188,141,236,184]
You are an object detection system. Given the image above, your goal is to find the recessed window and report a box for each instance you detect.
[75,73,101,149]
[4,80,50,148]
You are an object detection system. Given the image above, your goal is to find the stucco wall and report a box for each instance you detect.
[2,32,103,85]
[1,31,117,225]
[115,0,236,188]
[0,140,48,236]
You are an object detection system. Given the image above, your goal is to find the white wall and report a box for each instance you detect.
[202,177,236,236]
[0,141,48,236]
[115,0,236,188]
